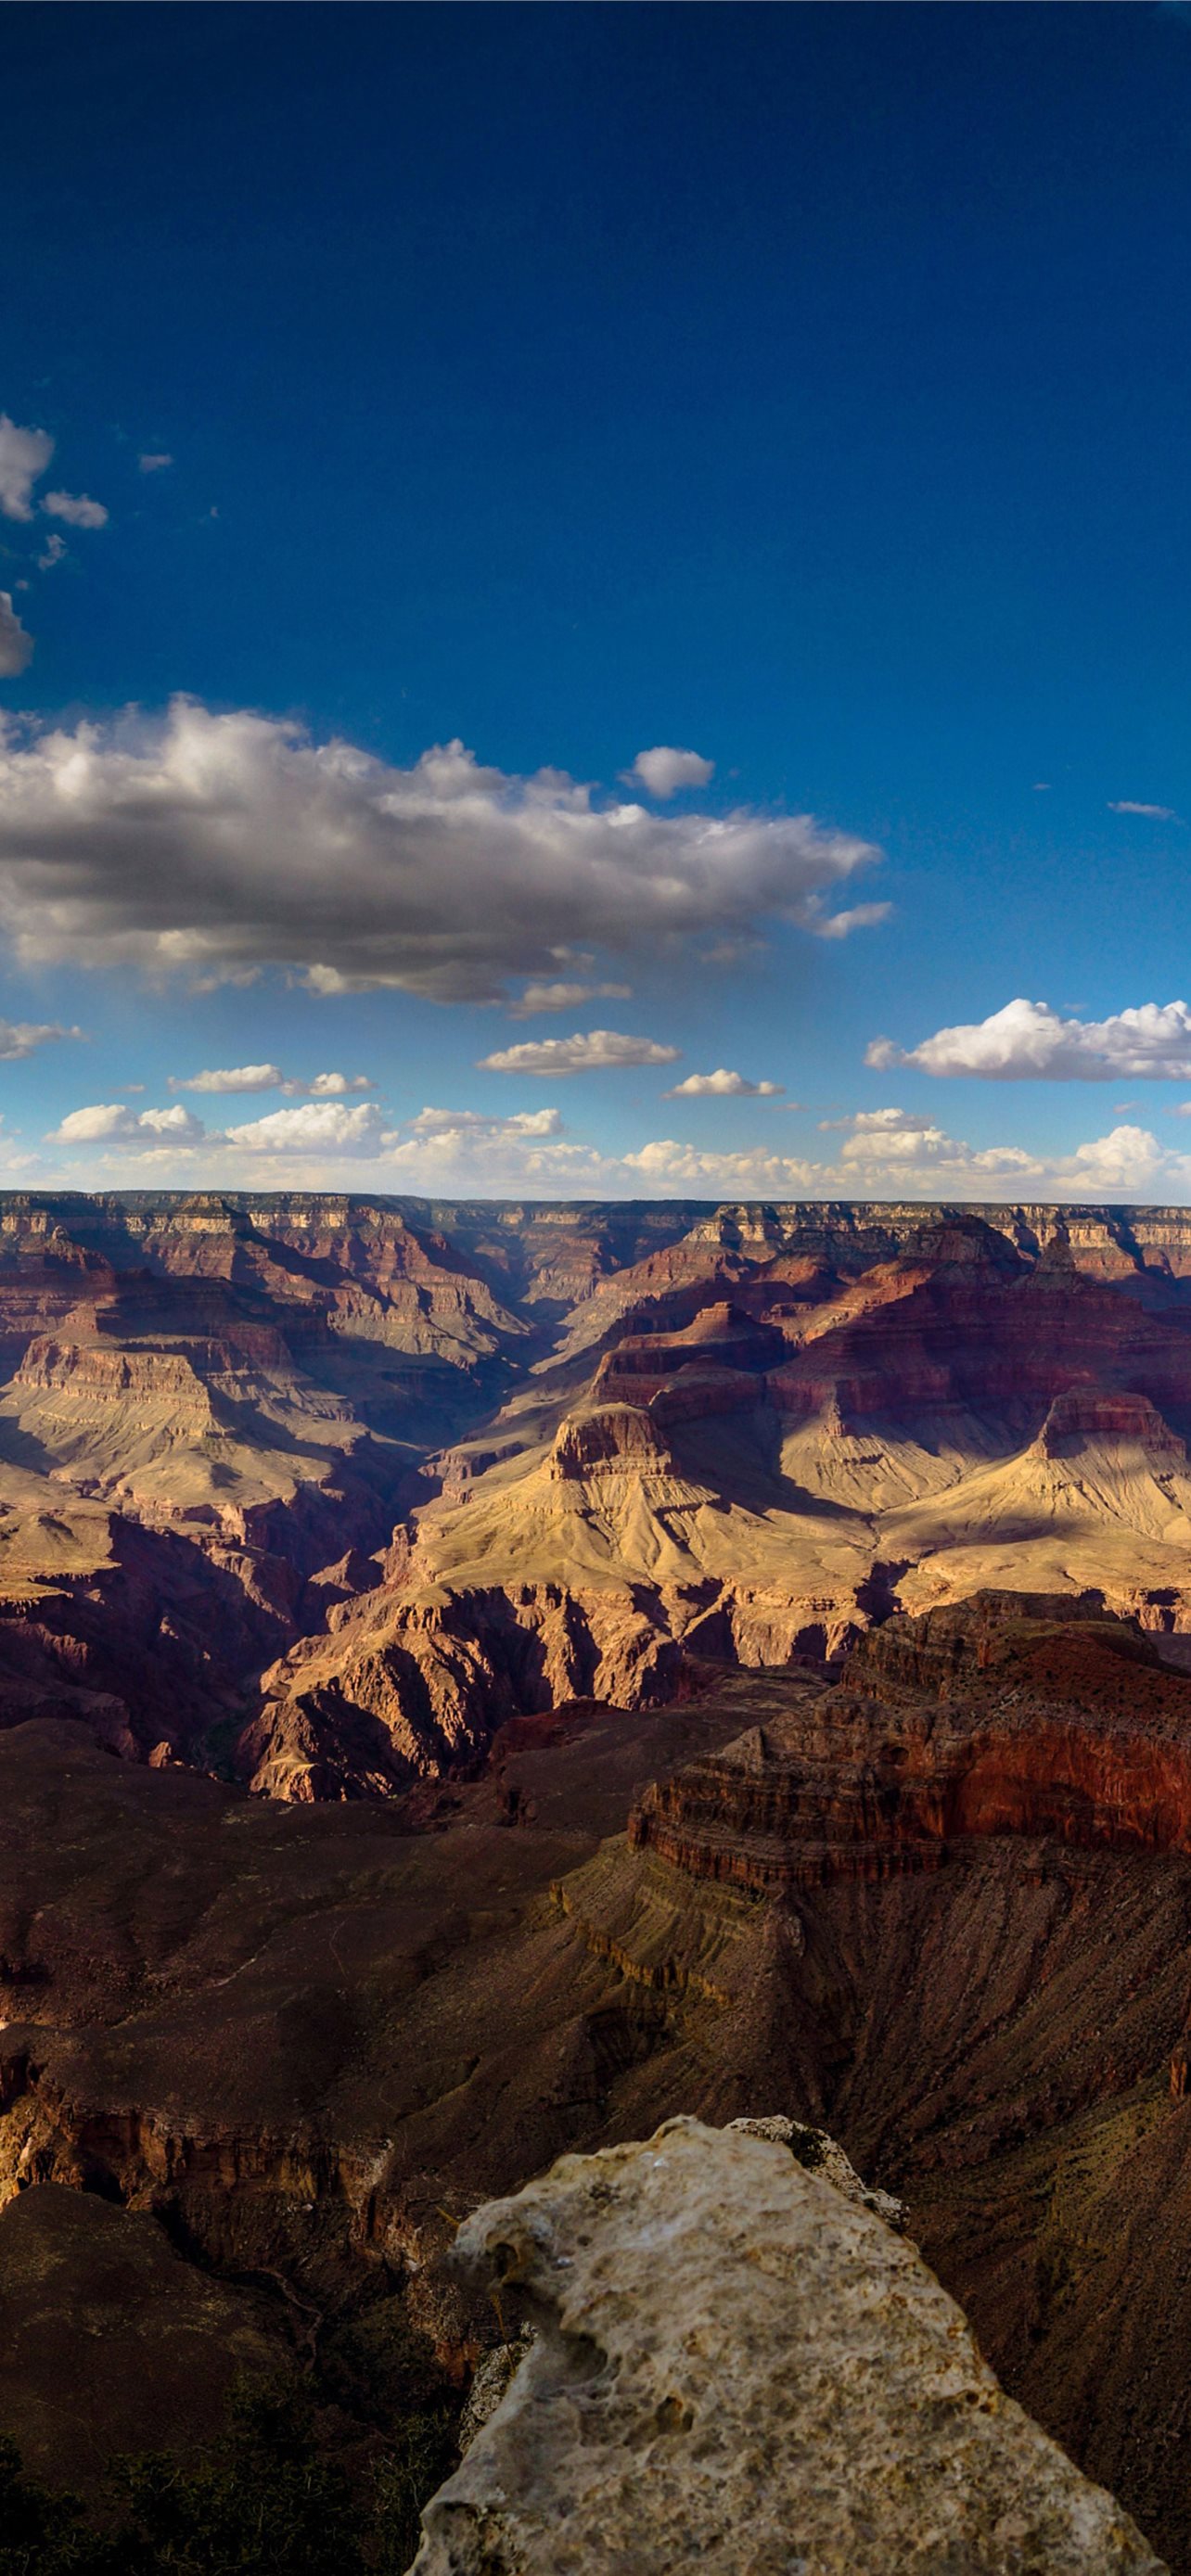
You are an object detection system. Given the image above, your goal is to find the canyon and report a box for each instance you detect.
[7,1195,1191,2559]
[2,1190,1191,1792]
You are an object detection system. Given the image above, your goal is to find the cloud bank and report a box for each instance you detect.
[0,699,885,1001]
[40,1071,1191,1210]
[867,997,1191,1081]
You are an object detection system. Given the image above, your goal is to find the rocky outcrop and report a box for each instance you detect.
[243,1571,847,1800]
[6,1630,1191,2560]
[725,2110,905,2226]
[547,1404,675,1478]
[242,1580,697,1796]
[628,1597,1191,1889]
[413,2118,1162,2573]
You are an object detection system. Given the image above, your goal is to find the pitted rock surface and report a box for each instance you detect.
[726,2111,906,2230]
[412,2116,1165,2575]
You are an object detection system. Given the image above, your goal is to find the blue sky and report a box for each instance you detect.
[6,1,1191,1201]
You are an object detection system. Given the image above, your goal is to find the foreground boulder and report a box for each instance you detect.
[414,2116,1163,2574]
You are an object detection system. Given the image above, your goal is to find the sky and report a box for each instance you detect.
[6,1,1191,1205]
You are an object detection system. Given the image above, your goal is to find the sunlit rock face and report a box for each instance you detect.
[240,1197,1191,1797]
[7,1191,1191,1789]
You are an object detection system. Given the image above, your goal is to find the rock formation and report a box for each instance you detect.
[245,1197,1191,1795]
[413,2117,1161,2573]
[6,1192,1191,1785]
[6,1600,1191,2557]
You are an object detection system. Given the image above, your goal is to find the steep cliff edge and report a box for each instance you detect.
[413,2118,1161,2575]
[8,1606,1191,2558]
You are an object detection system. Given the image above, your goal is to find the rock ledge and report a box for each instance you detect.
[413,2114,1164,2574]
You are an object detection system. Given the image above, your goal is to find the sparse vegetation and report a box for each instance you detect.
[0,2377,456,2576]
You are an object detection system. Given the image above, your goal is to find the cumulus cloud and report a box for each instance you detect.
[813,1105,1185,1199]
[0,1017,83,1061]
[36,1077,1191,1206]
[0,593,33,678]
[41,490,108,530]
[0,701,885,1002]
[1108,800,1177,820]
[867,998,1191,1082]
[48,1101,205,1147]
[406,1104,563,1140]
[663,1068,784,1098]
[170,1063,285,1095]
[621,1139,821,1191]
[138,453,173,474]
[0,416,53,521]
[223,1100,388,1155]
[478,1029,680,1077]
[36,532,67,573]
[625,746,715,798]
[168,1064,374,1097]
[621,1116,1191,1204]
[507,980,633,1017]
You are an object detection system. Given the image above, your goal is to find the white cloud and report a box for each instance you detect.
[663,1067,784,1099]
[41,490,109,530]
[622,1139,822,1192]
[0,593,33,678]
[0,416,53,522]
[618,1115,1191,1204]
[170,1063,285,1094]
[406,1104,563,1140]
[1108,800,1177,821]
[224,1100,388,1155]
[34,1079,1191,1206]
[0,1017,83,1061]
[36,532,67,573]
[508,980,633,1017]
[138,453,173,474]
[815,1106,1185,1199]
[169,1063,375,1097]
[478,1029,681,1077]
[625,746,715,798]
[0,701,884,1001]
[48,1101,204,1147]
[811,900,892,940]
[867,997,1191,1082]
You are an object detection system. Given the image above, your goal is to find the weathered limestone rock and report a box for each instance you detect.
[413,2116,1165,2575]
[726,2111,906,2230]
[457,2327,536,2455]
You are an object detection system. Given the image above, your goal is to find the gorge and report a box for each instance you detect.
[6,1194,1191,2564]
